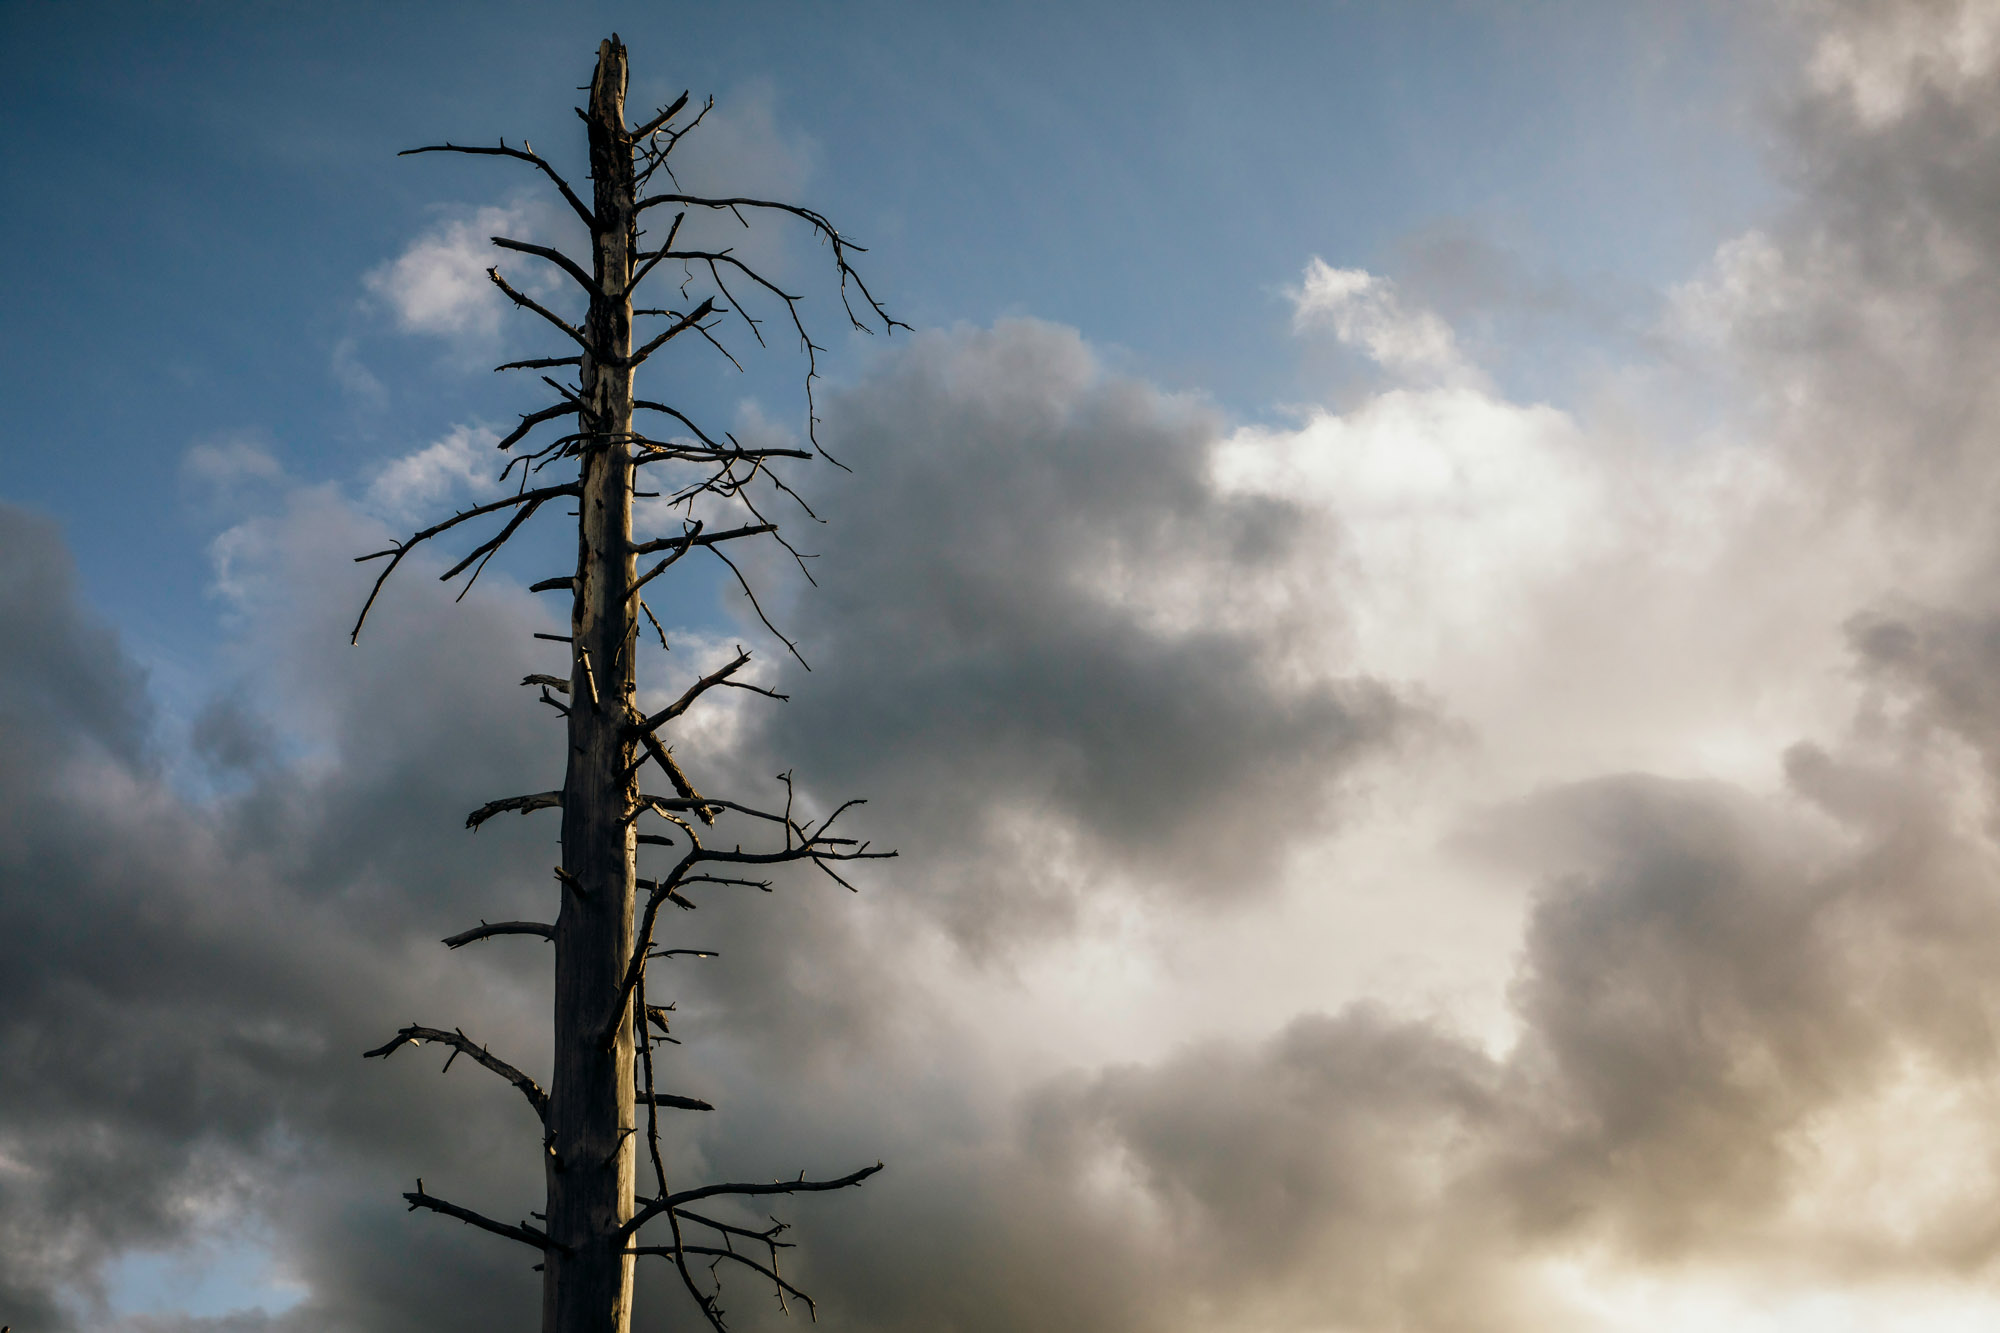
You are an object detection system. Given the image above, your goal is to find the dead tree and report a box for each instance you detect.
[352,36,899,1333]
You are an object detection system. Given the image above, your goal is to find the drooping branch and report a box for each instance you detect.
[630,1245,817,1318]
[399,141,594,227]
[364,1025,550,1123]
[403,1178,564,1252]
[487,267,589,351]
[438,491,559,595]
[444,920,555,948]
[632,193,904,336]
[466,790,563,830]
[349,483,579,643]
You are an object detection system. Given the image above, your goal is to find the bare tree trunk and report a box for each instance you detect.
[356,33,901,1333]
[544,39,640,1333]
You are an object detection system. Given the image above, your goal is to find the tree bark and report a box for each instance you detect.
[545,36,639,1333]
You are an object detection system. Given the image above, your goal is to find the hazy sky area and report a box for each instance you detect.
[8,1,2000,1330]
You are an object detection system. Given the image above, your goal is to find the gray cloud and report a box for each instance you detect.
[725,319,1417,950]
[21,3,2000,1330]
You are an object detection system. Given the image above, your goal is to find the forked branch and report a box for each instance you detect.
[349,483,578,643]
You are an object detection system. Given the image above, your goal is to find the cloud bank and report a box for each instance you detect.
[12,2,2000,1330]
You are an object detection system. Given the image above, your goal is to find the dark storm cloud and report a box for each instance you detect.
[0,497,577,1333]
[725,319,1417,947]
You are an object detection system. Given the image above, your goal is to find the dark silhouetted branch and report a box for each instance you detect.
[400,140,593,226]
[403,1178,562,1251]
[365,1025,549,1122]
[487,267,588,350]
[467,791,563,830]
[444,920,555,949]
[350,483,579,643]
[491,235,599,297]
[639,1092,713,1111]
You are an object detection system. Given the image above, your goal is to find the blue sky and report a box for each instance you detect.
[18,4,2000,1332]
[2,1,1767,702]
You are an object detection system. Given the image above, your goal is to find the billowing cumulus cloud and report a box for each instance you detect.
[17,1,2000,1331]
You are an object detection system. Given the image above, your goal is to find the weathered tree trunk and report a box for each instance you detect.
[356,34,899,1333]
[545,38,639,1333]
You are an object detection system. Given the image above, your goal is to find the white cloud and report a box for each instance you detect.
[363,424,502,520]
[1805,0,2000,128]
[363,204,535,340]
[1290,258,1477,384]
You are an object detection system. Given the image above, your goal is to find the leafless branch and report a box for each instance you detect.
[629,89,691,142]
[626,1163,883,1238]
[491,235,600,297]
[443,920,555,948]
[364,1025,549,1122]
[639,1092,714,1111]
[399,140,594,227]
[487,266,589,351]
[711,544,807,668]
[623,297,716,367]
[497,403,574,453]
[466,790,563,830]
[402,1177,562,1251]
[349,483,578,643]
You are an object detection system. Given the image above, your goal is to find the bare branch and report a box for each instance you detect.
[402,1178,561,1251]
[521,673,570,693]
[711,543,808,669]
[632,730,715,826]
[466,791,563,830]
[632,649,753,732]
[497,403,574,453]
[630,89,691,141]
[364,1025,548,1123]
[631,521,775,558]
[487,267,589,351]
[443,921,555,948]
[491,235,599,297]
[623,297,716,367]
[495,355,582,373]
[625,1163,883,1238]
[630,1245,817,1317]
[400,141,594,227]
[639,1092,713,1111]
[349,483,578,643]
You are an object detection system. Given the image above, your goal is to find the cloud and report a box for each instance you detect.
[1291,257,1478,385]
[25,2,2000,1330]
[732,318,1420,950]
[363,204,545,341]
[1804,0,2000,129]
[362,423,501,520]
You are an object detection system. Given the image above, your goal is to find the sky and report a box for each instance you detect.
[6,0,2000,1330]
